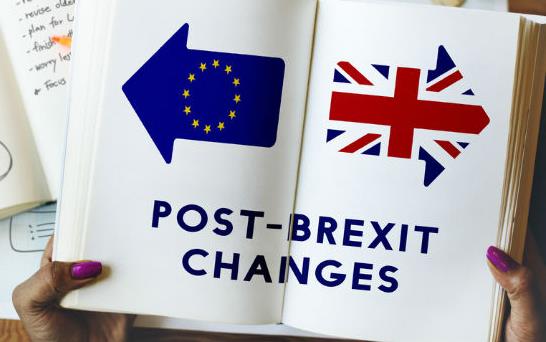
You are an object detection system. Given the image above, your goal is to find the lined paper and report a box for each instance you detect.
[0,0,76,194]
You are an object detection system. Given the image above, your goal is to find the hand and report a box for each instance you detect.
[12,237,135,342]
[487,233,546,342]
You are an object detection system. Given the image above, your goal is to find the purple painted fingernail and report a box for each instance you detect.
[487,246,517,273]
[71,261,102,279]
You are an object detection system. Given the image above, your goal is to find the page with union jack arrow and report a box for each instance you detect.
[283,1,529,342]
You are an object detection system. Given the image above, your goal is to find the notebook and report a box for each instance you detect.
[0,0,75,219]
[0,204,55,319]
[54,0,546,341]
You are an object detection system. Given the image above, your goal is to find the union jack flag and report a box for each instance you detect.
[327,45,490,186]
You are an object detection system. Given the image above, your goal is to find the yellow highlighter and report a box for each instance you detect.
[51,35,72,48]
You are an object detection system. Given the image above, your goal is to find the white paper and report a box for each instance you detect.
[282,1,520,341]
[57,0,317,324]
[134,316,322,337]
[0,33,50,218]
[0,0,76,196]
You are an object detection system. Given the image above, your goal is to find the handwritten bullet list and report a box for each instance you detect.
[13,0,75,96]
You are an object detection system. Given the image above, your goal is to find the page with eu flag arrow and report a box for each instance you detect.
[54,0,317,325]
[53,0,546,340]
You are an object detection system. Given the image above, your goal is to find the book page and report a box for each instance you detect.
[0,33,50,219]
[134,316,323,337]
[0,0,75,196]
[56,0,316,324]
[282,1,520,341]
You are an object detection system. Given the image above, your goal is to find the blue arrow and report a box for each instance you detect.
[123,24,285,163]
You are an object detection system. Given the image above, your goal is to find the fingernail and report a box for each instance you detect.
[71,261,102,279]
[487,246,517,273]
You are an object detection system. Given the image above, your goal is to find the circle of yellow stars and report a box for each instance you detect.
[181,59,242,135]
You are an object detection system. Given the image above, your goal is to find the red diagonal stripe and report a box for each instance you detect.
[435,140,461,158]
[340,133,381,153]
[426,71,463,92]
[338,61,373,85]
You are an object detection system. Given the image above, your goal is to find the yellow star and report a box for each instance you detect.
[184,106,191,115]
[199,63,207,72]
[229,110,236,119]
[233,78,240,86]
[217,122,225,131]
[204,125,211,134]
[212,60,220,68]
[182,89,190,99]
[225,65,232,74]
[188,73,196,82]
[234,94,241,104]
[192,119,199,128]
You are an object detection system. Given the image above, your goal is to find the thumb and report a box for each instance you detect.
[13,260,102,313]
[486,246,544,341]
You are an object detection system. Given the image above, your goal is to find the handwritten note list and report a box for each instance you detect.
[11,0,75,97]
[0,0,76,198]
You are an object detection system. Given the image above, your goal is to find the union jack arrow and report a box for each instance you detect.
[327,46,490,186]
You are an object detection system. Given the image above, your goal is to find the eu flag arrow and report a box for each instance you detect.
[123,24,285,163]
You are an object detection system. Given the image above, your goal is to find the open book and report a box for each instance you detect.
[0,0,75,219]
[54,0,546,341]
